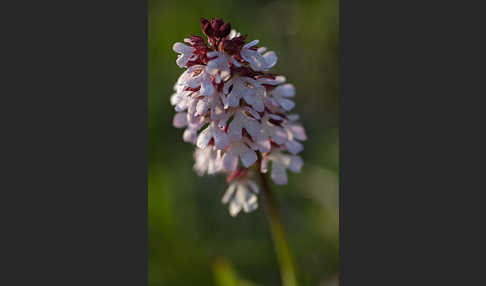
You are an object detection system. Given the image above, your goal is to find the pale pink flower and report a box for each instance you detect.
[197,121,229,150]
[261,149,303,185]
[222,141,258,171]
[241,40,276,72]
[283,115,307,155]
[222,75,261,108]
[194,145,223,175]
[222,179,259,217]
[195,91,225,120]
[170,90,192,112]
[172,42,196,68]
[268,83,296,111]
[176,65,214,96]
[227,108,261,141]
[258,114,288,147]
[206,51,239,82]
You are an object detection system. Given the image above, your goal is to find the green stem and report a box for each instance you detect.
[258,167,298,286]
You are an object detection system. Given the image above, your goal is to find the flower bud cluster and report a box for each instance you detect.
[171,18,307,216]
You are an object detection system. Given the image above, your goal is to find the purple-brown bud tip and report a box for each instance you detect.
[200,18,213,37]
[219,22,231,38]
[211,18,224,31]
[200,17,210,27]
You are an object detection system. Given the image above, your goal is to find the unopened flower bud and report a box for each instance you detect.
[211,18,224,31]
[200,17,214,38]
[219,22,231,38]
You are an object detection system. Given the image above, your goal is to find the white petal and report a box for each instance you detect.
[287,114,299,121]
[212,127,229,150]
[276,84,295,97]
[173,42,195,68]
[242,49,267,71]
[245,122,262,139]
[196,97,210,116]
[223,76,258,108]
[206,52,232,81]
[276,97,295,111]
[242,136,258,150]
[270,126,288,145]
[250,93,265,112]
[210,99,225,121]
[267,114,283,121]
[183,129,197,143]
[243,106,261,119]
[222,152,238,171]
[240,147,257,168]
[222,183,237,204]
[170,93,178,105]
[228,29,240,39]
[244,76,262,89]
[207,147,223,175]
[200,79,214,96]
[285,139,303,155]
[243,39,259,48]
[223,78,233,94]
[257,47,267,53]
[236,187,257,213]
[230,57,242,67]
[172,91,192,112]
[228,110,261,141]
[207,50,219,58]
[243,195,258,213]
[176,56,189,68]
[257,75,286,85]
[256,136,271,153]
[271,164,288,185]
[222,180,260,217]
[172,112,188,128]
[186,95,200,124]
[289,124,307,141]
[196,125,212,148]
[193,147,209,176]
[217,111,234,128]
[245,120,262,140]
[229,200,242,217]
[242,92,255,105]
[288,155,303,172]
[172,42,191,53]
[263,51,277,69]
[228,113,244,140]
[214,73,221,84]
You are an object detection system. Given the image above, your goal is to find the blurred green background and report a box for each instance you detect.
[149,0,338,285]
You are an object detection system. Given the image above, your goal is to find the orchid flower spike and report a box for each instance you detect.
[171,17,307,217]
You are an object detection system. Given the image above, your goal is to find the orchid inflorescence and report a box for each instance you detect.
[171,17,307,217]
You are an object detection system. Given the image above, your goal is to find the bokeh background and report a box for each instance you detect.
[149,0,338,285]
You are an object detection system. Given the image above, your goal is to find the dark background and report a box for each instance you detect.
[149,0,339,285]
[3,0,481,286]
